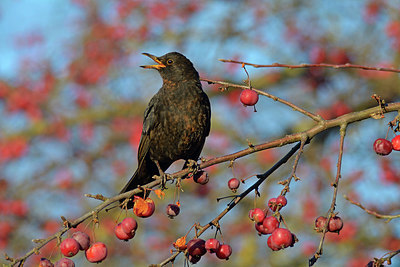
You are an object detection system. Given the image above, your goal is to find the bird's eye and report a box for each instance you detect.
[167,59,173,65]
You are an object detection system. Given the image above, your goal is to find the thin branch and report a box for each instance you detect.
[201,78,322,122]
[344,195,400,222]
[195,101,400,173]
[218,59,400,73]
[309,123,347,266]
[368,249,400,266]
[280,134,308,194]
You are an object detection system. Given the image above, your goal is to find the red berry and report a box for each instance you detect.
[193,170,209,185]
[187,238,206,257]
[328,216,344,233]
[216,244,232,260]
[133,197,155,218]
[255,221,269,235]
[262,216,280,234]
[60,238,80,257]
[115,223,134,240]
[268,198,279,211]
[85,242,107,263]
[373,138,393,155]
[205,238,220,253]
[391,135,400,151]
[248,208,265,223]
[255,216,280,235]
[227,178,240,192]
[239,89,259,106]
[166,204,180,218]
[276,195,287,207]
[71,231,90,251]
[267,235,280,251]
[269,228,293,250]
[39,258,54,267]
[314,216,328,232]
[142,198,155,217]
[121,217,138,235]
[55,258,75,267]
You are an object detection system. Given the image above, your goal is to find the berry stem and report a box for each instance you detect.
[385,124,390,140]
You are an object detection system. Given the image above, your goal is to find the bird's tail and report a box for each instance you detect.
[119,168,140,195]
[119,159,156,208]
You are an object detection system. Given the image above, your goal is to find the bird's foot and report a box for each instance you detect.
[185,159,200,178]
[155,172,171,190]
[154,160,169,190]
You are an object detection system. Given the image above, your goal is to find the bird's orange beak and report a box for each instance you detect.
[140,53,166,69]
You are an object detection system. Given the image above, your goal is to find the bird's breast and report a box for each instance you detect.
[149,83,210,162]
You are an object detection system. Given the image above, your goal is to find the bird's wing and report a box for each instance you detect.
[204,92,211,137]
[119,96,159,200]
[137,95,158,161]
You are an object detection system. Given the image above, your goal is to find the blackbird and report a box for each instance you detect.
[120,52,211,207]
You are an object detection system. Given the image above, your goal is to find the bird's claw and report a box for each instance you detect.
[186,159,200,177]
[152,173,169,189]
[160,173,171,190]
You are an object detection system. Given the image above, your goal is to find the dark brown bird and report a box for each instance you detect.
[120,52,211,206]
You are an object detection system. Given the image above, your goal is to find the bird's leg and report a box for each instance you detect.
[154,160,168,189]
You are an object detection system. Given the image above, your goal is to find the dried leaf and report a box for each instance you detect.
[154,189,165,199]
[173,236,187,250]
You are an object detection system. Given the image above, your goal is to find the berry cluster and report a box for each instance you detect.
[114,196,157,241]
[373,135,400,156]
[39,231,107,266]
[249,195,296,251]
[314,215,344,233]
[40,196,159,265]
[115,217,138,241]
[185,238,232,264]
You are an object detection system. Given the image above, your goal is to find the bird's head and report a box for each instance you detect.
[141,52,200,82]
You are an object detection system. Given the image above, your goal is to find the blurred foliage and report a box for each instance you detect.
[0,0,399,266]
